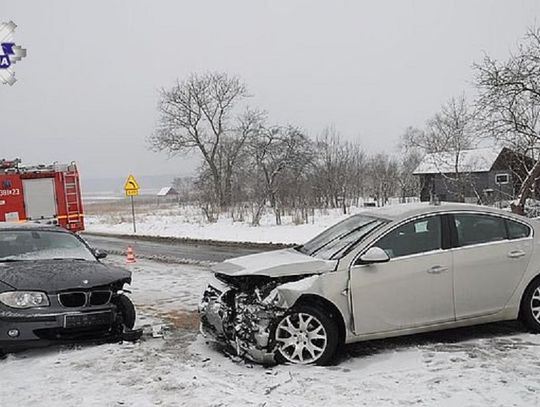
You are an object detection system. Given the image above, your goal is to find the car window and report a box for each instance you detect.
[454,214,506,247]
[298,215,387,260]
[506,219,531,240]
[0,230,96,261]
[374,216,442,259]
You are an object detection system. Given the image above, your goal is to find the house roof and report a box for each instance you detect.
[413,147,502,175]
[157,187,178,196]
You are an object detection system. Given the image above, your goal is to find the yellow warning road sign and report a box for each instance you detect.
[124,174,140,197]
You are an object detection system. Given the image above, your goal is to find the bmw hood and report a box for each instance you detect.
[211,248,337,278]
[0,260,131,292]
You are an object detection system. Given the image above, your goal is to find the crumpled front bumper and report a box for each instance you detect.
[199,277,280,365]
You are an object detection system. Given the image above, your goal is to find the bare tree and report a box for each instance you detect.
[150,72,263,209]
[192,166,220,222]
[312,127,365,213]
[172,176,196,204]
[365,153,399,206]
[219,108,266,206]
[474,27,540,213]
[397,149,422,202]
[249,125,313,225]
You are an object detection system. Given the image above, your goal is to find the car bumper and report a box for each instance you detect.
[0,306,121,351]
[199,277,279,365]
[199,321,277,365]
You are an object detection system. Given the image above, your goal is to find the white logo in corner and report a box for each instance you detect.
[0,21,27,86]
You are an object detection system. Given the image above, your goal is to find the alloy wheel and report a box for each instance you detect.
[531,287,540,324]
[275,312,328,364]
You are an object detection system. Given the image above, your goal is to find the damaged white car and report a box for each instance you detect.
[200,203,540,365]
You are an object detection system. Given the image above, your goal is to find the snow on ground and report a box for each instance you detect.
[85,205,353,244]
[5,326,540,407]
[85,202,421,244]
[126,257,211,311]
[2,256,540,406]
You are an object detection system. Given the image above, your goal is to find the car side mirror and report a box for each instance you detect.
[358,247,390,264]
[94,249,108,260]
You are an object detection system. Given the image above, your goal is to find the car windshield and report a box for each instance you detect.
[297,214,387,260]
[0,230,96,262]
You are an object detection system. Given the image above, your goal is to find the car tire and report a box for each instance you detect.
[113,294,136,329]
[274,304,339,366]
[520,277,540,333]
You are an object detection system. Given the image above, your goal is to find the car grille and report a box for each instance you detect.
[58,290,112,308]
[59,292,86,307]
[90,291,112,306]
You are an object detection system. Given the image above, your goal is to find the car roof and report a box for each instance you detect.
[362,202,529,223]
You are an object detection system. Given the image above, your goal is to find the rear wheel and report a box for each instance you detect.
[274,305,338,365]
[113,294,136,329]
[520,278,540,332]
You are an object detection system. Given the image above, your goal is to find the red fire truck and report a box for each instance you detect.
[0,159,85,232]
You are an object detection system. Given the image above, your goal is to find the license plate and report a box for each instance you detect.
[63,311,113,328]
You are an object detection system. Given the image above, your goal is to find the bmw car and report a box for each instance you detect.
[0,224,137,354]
[200,203,540,365]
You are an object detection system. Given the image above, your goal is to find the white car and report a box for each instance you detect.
[200,203,540,365]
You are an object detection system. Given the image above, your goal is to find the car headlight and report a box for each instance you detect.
[0,291,50,309]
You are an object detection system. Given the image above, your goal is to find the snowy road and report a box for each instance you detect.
[82,233,272,263]
[2,257,540,406]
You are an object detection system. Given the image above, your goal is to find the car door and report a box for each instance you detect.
[349,215,455,335]
[451,213,533,319]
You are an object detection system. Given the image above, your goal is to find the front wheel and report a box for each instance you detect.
[113,294,136,329]
[274,305,338,365]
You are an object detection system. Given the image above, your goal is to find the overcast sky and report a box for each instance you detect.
[1,0,539,181]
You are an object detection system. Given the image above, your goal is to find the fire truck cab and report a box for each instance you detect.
[0,159,84,232]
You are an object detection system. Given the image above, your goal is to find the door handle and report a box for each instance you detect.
[427,265,448,274]
[508,250,526,259]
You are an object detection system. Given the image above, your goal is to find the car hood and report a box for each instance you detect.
[211,248,337,277]
[0,260,131,292]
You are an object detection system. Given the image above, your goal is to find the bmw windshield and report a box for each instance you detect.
[297,215,387,260]
[0,230,96,262]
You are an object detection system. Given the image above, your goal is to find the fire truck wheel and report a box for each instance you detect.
[113,294,136,329]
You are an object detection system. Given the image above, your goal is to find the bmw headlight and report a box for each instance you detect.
[0,291,50,309]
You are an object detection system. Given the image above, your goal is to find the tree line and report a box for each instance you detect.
[150,75,417,224]
[150,26,540,221]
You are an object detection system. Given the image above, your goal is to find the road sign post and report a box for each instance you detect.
[123,175,140,234]
[130,195,136,233]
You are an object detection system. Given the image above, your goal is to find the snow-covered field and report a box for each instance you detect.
[85,204,379,244]
[3,256,540,406]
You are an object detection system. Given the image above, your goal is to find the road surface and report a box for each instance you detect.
[82,233,273,263]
